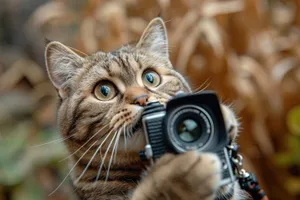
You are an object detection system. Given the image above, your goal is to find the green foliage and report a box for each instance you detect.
[273,106,300,195]
[0,120,68,199]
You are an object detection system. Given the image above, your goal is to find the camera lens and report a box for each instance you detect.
[176,118,201,142]
[167,105,215,152]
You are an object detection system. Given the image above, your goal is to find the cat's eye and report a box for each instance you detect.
[94,81,117,101]
[142,70,161,87]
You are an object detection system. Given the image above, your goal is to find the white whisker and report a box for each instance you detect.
[48,140,97,196]
[192,78,211,93]
[113,125,124,162]
[95,129,119,182]
[126,127,130,140]
[216,182,235,200]
[196,83,210,93]
[74,128,115,183]
[130,125,133,137]
[106,127,123,181]
[30,135,72,148]
[123,125,127,150]
[59,124,109,162]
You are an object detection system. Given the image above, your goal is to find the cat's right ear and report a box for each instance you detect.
[45,41,84,97]
[136,17,169,59]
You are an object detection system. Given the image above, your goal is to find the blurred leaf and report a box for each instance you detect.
[286,177,300,194]
[287,106,300,136]
[0,121,30,185]
[274,152,294,166]
[12,176,43,200]
[0,122,67,186]
[288,136,300,164]
[274,135,300,167]
[0,121,28,160]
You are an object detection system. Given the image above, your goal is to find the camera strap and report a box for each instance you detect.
[227,145,269,200]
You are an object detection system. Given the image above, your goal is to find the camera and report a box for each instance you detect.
[140,91,235,186]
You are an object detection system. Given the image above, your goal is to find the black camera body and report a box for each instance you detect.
[140,91,235,186]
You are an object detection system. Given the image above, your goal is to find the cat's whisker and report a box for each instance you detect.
[123,125,127,150]
[192,78,211,93]
[106,127,123,182]
[127,127,130,137]
[192,78,210,93]
[95,128,119,182]
[216,180,235,200]
[74,127,115,183]
[126,127,130,141]
[59,124,110,162]
[48,140,98,196]
[127,126,131,138]
[195,82,211,93]
[127,126,130,138]
[30,135,72,148]
[216,188,226,200]
[197,82,210,93]
[130,125,134,137]
[113,125,125,162]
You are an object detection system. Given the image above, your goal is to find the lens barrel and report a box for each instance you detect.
[166,105,215,153]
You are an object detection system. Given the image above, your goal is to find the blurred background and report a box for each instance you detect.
[0,0,300,199]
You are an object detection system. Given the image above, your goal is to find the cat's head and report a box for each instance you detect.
[45,18,191,166]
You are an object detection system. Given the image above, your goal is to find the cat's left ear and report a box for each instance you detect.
[136,17,169,59]
[45,41,84,98]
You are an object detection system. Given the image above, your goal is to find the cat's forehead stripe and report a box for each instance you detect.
[135,56,143,70]
[127,55,141,71]
[110,54,136,83]
[117,54,132,73]
[107,60,122,77]
[101,62,113,76]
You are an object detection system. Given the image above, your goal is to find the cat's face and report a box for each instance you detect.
[45,18,191,170]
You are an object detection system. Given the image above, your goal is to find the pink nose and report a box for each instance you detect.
[133,94,149,106]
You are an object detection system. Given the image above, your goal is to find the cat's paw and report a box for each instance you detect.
[132,151,222,200]
[220,104,239,142]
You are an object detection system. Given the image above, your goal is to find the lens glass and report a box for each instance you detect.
[176,118,201,142]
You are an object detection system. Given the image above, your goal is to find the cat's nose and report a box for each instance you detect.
[133,94,149,106]
[124,87,149,106]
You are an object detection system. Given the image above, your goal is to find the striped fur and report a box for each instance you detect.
[45,18,245,200]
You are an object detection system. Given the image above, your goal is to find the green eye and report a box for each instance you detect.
[142,70,161,87]
[94,81,117,101]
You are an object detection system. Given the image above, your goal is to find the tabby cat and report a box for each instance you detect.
[45,17,244,200]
